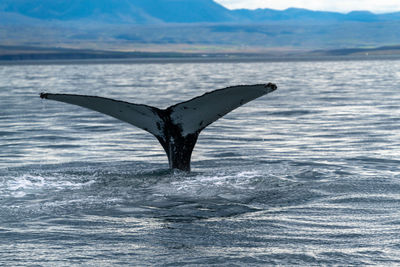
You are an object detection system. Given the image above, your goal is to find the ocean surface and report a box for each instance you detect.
[1,58,400,265]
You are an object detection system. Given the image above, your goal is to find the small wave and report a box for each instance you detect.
[0,131,16,137]
[211,152,241,158]
[40,144,82,149]
[329,194,400,204]
[268,109,318,117]
[348,156,400,165]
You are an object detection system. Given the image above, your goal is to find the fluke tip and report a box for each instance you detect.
[265,83,277,91]
[40,93,48,99]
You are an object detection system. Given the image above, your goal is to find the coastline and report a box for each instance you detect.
[1,54,400,66]
[1,45,400,65]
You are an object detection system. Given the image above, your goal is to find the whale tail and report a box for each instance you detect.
[40,83,277,171]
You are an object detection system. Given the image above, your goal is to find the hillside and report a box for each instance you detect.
[1,0,400,52]
[2,0,400,24]
[0,0,235,24]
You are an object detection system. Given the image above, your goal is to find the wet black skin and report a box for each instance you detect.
[40,83,278,172]
[155,108,201,172]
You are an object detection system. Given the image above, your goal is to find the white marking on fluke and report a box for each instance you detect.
[40,83,277,171]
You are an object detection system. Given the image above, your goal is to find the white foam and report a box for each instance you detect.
[5,174,95,198]
[152,170,266,201]
[8,174,45,192]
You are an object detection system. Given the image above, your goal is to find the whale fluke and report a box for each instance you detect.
[40,83,277,171]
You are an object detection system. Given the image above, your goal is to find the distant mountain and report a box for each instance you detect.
[0,0,235,24]
[1,0,400,24]
[0,0,159,24]
[2,0,400,52]
[233,8,400,23]
[129,0,236,23]
[233,8,381,22]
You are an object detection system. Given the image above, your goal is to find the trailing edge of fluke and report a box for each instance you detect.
[40,83,277,171]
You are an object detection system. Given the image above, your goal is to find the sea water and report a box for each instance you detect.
[1,58,400,265]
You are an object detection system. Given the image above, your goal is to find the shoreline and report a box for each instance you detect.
[1,54,400,65]
[1,44,400,65]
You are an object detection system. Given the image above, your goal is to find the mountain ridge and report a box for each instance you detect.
[1,0,400,24]
[2,0,400,51]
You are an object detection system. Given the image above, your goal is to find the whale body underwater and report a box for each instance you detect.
[40,83,277,171]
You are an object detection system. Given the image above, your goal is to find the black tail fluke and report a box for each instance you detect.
[40,83,277,171]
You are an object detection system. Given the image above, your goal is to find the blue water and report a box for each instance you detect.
[1,58,400,265]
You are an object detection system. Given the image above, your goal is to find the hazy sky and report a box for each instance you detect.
[215,0,400,13]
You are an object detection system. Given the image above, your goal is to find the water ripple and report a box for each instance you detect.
[1,59,400,265]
